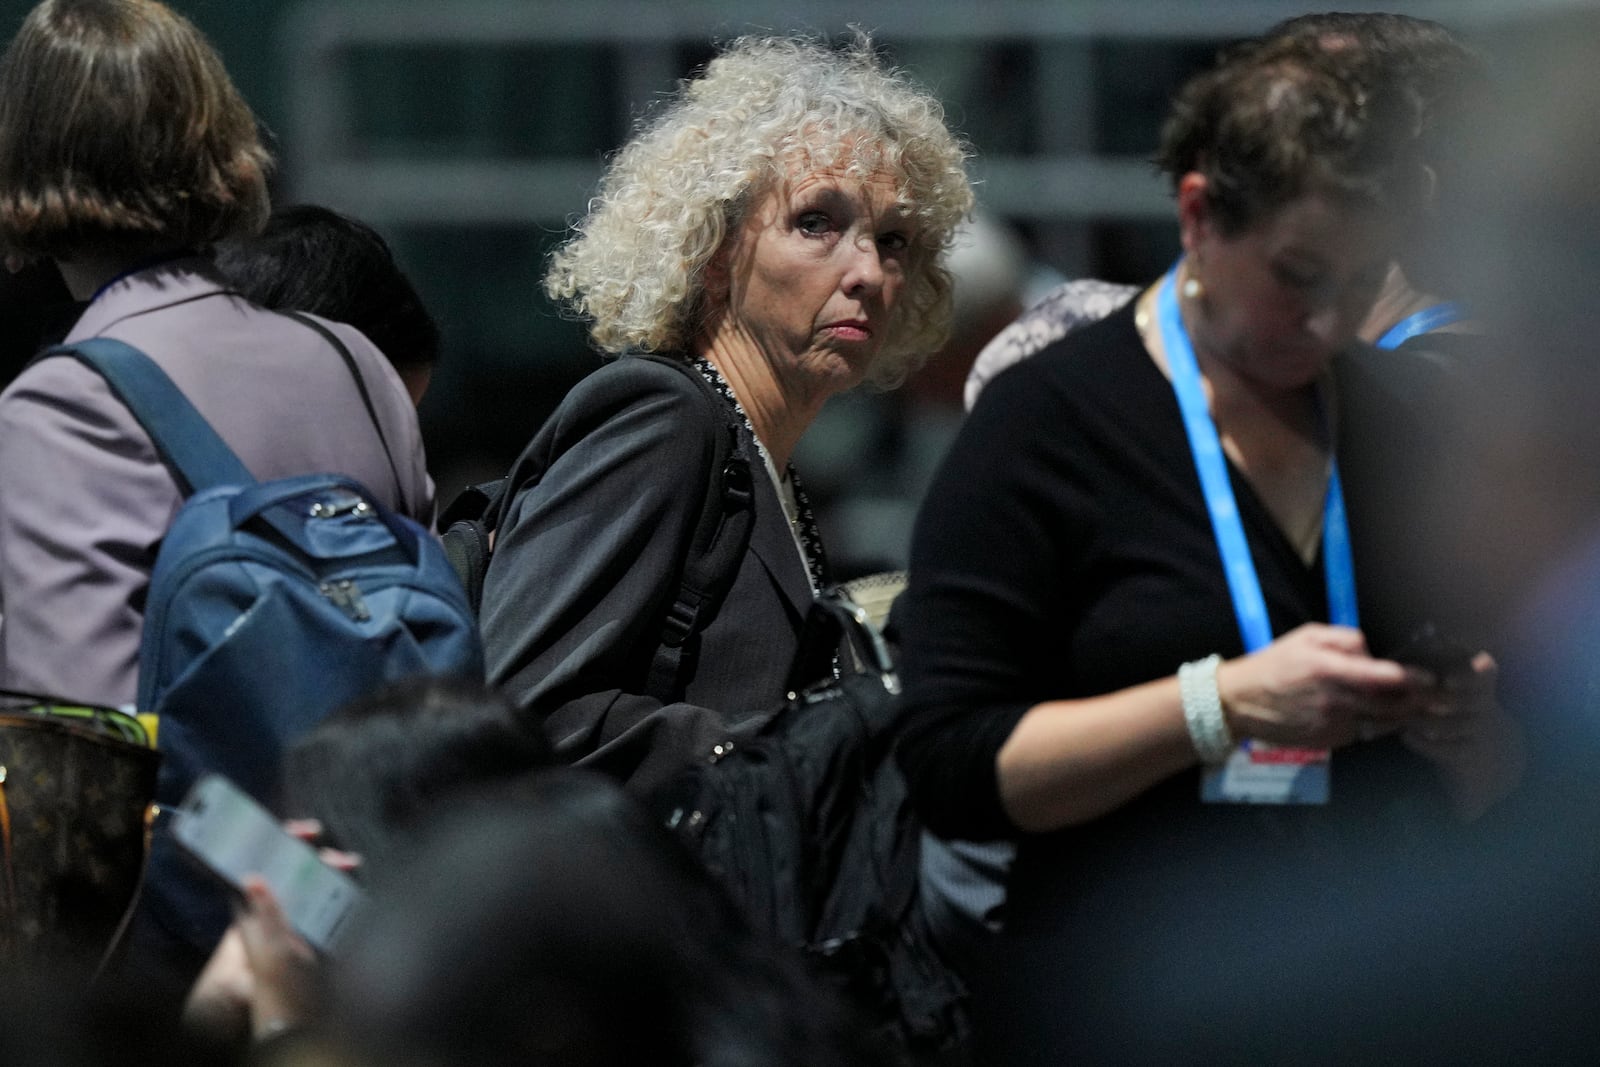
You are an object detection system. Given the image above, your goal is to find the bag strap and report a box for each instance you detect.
[469,354,752,690]
[439,478,509,615]
[54,306,410,509]
[786,586,899,695]
[53,341,374,560]
[54,338,253,496]
[645,355,755,703]
[278,310,410,516]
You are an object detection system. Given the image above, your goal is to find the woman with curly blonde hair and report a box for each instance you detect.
[483,33,972,793]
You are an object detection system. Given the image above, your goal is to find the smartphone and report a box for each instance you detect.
[172,773,364,953]
[1392,623,1477,681]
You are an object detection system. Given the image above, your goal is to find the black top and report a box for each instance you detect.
[894,301,1460,1061]
[481,355,816,795]
[898,301,1443,838]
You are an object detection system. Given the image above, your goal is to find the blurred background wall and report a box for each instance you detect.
[0,0,1589,576]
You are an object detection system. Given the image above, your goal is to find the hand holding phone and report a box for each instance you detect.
[173,774,364,953]
[1392,623,1477,683]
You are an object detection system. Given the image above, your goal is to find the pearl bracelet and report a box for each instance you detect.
[1178,654,1235,764]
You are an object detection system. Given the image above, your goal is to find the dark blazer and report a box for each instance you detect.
[481,355,814,794]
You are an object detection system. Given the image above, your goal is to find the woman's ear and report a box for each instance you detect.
[692,242,733,348]
[1176,172,1212,256]
[703,249,729,301]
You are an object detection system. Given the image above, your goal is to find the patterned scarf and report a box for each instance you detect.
[690,355,828,594]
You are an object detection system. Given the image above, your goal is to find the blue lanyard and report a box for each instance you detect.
[1374,301,1466,351]
[1156,267,1359,652]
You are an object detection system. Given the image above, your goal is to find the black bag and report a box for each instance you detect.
[656,590,969,1060]
[439,354,754,700]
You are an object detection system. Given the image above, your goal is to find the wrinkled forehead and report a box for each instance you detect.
[763,128,911,204]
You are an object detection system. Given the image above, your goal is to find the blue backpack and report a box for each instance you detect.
[57,333,484,950]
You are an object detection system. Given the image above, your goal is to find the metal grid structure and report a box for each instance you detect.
[280,0,1590,238]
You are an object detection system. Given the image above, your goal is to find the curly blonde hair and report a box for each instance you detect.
[545,34,973,387]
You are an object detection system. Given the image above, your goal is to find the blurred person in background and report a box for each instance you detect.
[934,16,1493,970]
[480,34,971,794]
[962,277,1137,411]
[895,38,1521,1063]
[963,12,1487,412]
[214,204,441,406]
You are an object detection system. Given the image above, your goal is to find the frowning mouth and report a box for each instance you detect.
[822,320,873,341]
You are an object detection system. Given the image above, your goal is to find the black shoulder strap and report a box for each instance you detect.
[280,310,409,516]
[438,477,509,616]
[645,355,755,703]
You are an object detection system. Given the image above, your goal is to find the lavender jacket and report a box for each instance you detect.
[0,259,434,707]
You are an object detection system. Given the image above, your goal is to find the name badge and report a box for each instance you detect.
[1202,743,1330,804]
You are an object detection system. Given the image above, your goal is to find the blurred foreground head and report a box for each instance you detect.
[328,771,887,1067]
[280,679,553,871]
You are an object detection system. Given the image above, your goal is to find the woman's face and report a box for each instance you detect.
[712,165,917,401]
[1180,175,1395,390]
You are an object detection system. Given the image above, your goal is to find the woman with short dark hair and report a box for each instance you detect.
[895,38,1522,1061]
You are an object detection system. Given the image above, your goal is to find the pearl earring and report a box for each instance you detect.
[1181,276,1203,301]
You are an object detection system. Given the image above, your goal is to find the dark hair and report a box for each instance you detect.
[0,0,271,261]
[213,205,440,386]
[1156,37,1426,236]
[1265,13,1488,180]
[279,679,554,867]
[330,770,890,1067]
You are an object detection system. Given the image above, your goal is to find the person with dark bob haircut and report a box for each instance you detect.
[213,205,441,405]
[895,37,1522,1062]
[0,0,433,710]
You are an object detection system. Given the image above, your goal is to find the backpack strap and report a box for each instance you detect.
[278,310,409,517]
[53,338,253,496]
[644,356,755,703]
